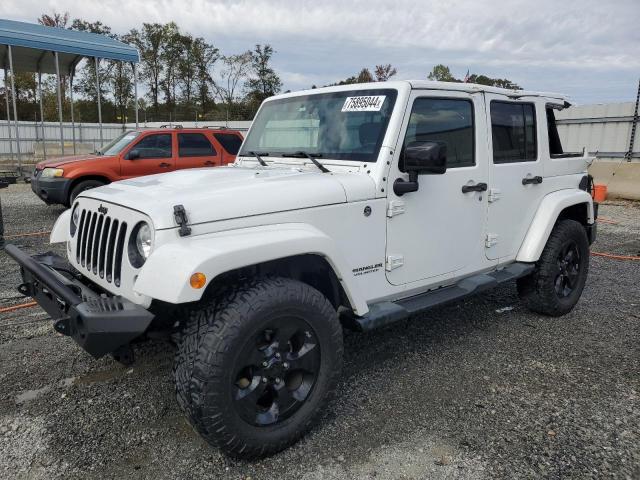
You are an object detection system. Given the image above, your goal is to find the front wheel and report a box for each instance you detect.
[68,179,106,206]
[517,219,590,316]
[174,277,343,459]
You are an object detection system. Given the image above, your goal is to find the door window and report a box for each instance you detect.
[132,134,172,159]
[178,133,216,157]
[213,133,243,155]
[401,98,475,169]
[490,102,537,163]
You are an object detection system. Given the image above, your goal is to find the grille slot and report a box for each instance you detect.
[73,207,128,286]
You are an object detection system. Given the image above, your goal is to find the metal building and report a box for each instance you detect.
[0,18,140,175]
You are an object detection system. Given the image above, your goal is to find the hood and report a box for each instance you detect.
[36,154,112,169]
[81,165,377,229]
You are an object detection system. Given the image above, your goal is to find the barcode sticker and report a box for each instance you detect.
[341,95,386,112]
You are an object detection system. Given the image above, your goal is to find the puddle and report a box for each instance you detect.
[15,386,51,404]
[73,369,122,385]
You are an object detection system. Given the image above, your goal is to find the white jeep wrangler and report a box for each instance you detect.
[7,80,597,458]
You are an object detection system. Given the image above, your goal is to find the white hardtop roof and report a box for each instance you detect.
[272,80,568,104]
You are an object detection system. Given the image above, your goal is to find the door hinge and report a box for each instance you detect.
[485,233,499,248]
[488,188,501,203]
[386,200,406,217]
[386,255,404,271]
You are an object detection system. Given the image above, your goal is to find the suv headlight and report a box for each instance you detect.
[41,167,64,178]
[70,204,80,237]
[128,222,153,268]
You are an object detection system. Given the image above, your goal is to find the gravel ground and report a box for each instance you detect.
[0,183,638,480]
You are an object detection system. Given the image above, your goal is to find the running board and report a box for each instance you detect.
[344,262,534,332]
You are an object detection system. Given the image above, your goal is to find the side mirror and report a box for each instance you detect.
[404,141,447,175]
[394,141,447,196]
[127,149,140,160]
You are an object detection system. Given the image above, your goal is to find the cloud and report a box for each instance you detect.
[2,0,639,102]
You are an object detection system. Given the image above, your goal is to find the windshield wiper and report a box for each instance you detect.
[246,151,269,167]
[281,151,330,173]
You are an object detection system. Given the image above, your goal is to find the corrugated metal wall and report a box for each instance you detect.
[556,102,639,161]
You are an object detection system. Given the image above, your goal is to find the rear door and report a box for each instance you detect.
[485,96,544,260]
[213,132,244,164]
[120,132,175,178]
[177,132,221,169]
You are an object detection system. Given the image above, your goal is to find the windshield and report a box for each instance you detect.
[99,131,141,156]
[239,89,398,162]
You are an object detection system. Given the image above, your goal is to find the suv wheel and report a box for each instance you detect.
[68,179,106,206]
[517,219,590,316]
[174,277,343,459]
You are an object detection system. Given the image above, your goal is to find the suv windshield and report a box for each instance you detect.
[99,131,141,156]
[239,89,398,162]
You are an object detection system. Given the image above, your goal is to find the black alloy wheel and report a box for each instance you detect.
[233,318,321,426]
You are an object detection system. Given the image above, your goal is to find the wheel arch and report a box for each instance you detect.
[134,223,369,315]
[516,189,594,262]
[67,175,111,203]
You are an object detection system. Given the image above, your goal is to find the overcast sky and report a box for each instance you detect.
[2,0,639,104]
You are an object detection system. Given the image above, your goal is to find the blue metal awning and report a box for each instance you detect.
[0,18,139,74]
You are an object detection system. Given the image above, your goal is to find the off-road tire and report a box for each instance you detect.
[68,179,106,206]
[517,219,589,316]
[173,277,343,459]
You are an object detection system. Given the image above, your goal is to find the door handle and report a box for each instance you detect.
[159,162,171,168]
[461,182,488,193]
[522,176,543,185]
[204,161,215,166]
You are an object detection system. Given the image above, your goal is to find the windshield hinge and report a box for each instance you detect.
[387,200,406,218]
[173,205,192,237]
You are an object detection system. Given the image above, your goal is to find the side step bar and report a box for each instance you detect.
[344,262,534,332]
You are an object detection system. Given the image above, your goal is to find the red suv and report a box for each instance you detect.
[31,127,244,207]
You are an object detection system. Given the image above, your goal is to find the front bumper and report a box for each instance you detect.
[31,172,72,205]
[4,244,154,358]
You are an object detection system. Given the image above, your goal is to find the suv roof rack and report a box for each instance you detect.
[201,125,228,130]
[159,124,183,129]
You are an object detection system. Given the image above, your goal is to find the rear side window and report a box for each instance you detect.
[133,133,172,159]
[402,98,475,169]
[178,133,216,157]
[491,102,537,163]
[213,133,243,155]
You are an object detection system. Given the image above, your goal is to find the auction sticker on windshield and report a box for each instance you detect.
[342,95,386,112]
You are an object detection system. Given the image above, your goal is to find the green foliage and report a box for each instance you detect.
[427,64,521,89]
[427,64,457,82]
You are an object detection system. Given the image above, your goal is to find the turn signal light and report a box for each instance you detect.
[190,272,207,289]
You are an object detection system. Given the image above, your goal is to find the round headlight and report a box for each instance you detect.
[128,222,153,268]
[136,223,152,259]
[70,205,80,237]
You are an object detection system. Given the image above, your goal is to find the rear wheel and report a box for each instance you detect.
[174,277,343,458]
[517,219,590,316]
[68,179,106,206]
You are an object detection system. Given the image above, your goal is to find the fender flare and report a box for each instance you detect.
[516,190,594,262]
[134,223,369,315]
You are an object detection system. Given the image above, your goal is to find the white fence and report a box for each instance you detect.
[0,120,253,166]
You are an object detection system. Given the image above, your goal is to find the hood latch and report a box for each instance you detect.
[173,205,192,237]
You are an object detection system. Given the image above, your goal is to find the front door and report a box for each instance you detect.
[485,95,543,260]
[121,132,175,178]
[385,91,488,286]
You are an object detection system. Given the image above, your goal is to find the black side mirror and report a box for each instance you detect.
[127,149,140,160]
[394,141,447,196]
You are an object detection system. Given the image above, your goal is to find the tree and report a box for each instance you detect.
[214,51,252,105]
[374,64,397,82]
[128,23,170,114]
[70,20,113,104]
[245,44,282,104]
[159,23,182,109]
[427,64,457,82]
[37,12,70,28]
[191,38,219,114]
[468,74,520,90]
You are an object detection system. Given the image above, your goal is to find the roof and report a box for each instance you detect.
[0,19,139,74]
[273,80,568,103]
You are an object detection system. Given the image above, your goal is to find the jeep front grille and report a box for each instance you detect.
[75,208,128,286]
